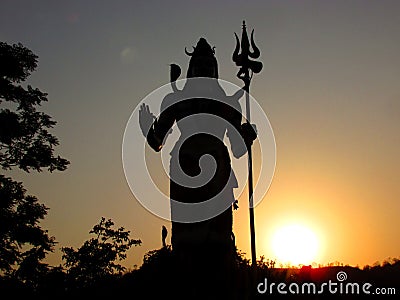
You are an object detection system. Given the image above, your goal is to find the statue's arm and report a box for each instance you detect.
[226,92,257,158]
[146,123,163,152]
[146,94,176,152]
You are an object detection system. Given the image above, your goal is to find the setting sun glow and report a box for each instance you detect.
[272,224,318,266]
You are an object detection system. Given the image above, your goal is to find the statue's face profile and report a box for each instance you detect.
[191,57,217,78]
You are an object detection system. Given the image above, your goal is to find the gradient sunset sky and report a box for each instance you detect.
[1,0,399,268]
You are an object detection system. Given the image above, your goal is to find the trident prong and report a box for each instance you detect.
[233,21,263,89]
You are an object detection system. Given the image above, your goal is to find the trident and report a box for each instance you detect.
[232,20,263,267]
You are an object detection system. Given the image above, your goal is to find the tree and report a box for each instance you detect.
[0,42,69,172]
[62,217,141,286]
[0,175,55,278]
[0,42,69,278]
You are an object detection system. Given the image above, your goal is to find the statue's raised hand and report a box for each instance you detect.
[139,103,156,137]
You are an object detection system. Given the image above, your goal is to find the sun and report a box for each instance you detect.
[271,224,319,266]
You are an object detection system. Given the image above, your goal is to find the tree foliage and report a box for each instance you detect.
[62,217,141,286]
[0,42,69,172]
[0,41,68,280]
[0,175,55,276]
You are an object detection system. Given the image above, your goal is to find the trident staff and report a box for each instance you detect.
[232,20,263,267]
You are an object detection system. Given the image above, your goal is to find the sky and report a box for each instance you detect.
[1,0,399,268]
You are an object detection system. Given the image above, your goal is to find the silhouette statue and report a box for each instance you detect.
[139,37,256,299]
[162,225,168,248]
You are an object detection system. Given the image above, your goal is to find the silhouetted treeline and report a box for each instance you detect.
[0,41,69,289]
[1,244,399,299]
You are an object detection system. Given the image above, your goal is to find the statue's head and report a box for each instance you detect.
[185,38,218,79]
